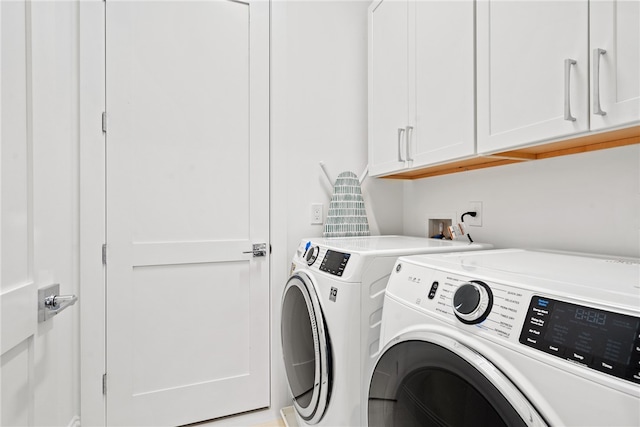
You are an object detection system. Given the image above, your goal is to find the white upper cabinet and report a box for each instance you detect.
[590,0,640,131]
[368,0,475,177]
[410,1,475,168]
[370,0,639,178]
[477,0,590,154]
[369,0,409,176]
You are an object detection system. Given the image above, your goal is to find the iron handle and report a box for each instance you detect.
[243,243,267,257]
[593,48,607,116]
[564,58,577,121]
[405,126,414,161]
[397,128,406,162]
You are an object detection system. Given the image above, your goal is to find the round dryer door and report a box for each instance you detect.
[368,334,547,427]
[281,272,332,424]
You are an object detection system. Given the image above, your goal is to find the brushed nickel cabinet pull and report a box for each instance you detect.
[564,58,577,121]
[397,128,406,162]
[405,126,414,161]
[593,48,607,116]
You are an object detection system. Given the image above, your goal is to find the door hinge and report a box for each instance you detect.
[102,112,107,133]
[102,244,107,265]
[102,373,107,395]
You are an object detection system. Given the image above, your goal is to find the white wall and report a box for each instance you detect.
[269,0,403,420]
[273,0,403,254]
[402,144,640,258]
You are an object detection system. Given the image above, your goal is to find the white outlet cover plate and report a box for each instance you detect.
[311,203,323,225]
[467,201,482,227]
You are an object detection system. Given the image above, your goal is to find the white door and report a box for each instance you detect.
[1,2,37,424]
[2,1,81,425]
[369,0,409,176]
[590,0,640,130]
[477,0,589,154]
[410,0,475,167]
[104,1,270,426]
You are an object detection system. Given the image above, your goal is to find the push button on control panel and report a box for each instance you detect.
[593,358,626,377]
[428,281,438,299]
[566,350,593,366]
[520,297,553,350]
[544,344,565,356]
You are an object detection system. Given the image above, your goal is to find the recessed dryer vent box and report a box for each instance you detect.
[428,217,453,239]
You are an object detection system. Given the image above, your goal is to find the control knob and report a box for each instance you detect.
[305,246,319,266]
[453,280,493,324]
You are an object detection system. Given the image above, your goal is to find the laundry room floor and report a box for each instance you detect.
[253,419,285,427]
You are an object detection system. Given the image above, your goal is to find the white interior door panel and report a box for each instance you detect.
[1,2,36,424]
[105,1,270,425]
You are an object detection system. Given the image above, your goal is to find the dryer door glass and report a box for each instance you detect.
[368,341,529,427]
[281,274,331,423]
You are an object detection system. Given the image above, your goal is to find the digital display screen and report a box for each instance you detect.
[520,296,640,383]
[319,250,350,276]
[544,300,639,365]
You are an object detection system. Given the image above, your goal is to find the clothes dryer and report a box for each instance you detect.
[367,249,640,427]
[280,236,492,426]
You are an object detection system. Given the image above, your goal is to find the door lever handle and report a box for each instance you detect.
[243,243,267,257]
[45,294,78,311]
[38,283,78,322]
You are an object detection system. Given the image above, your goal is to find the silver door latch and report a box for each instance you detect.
[243,243,267,257]
[38,283,78,322]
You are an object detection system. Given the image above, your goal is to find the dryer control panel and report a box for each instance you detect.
[319,250,351,277]
[519,296,640,384]
[299,242,352,277]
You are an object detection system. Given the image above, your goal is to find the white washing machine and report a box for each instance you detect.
[280,236,492,427]
[367,249,640,427]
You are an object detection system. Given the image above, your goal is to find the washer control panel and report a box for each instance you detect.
[519,296,640,384]
[388,259,640,385]
[389,265,527,342]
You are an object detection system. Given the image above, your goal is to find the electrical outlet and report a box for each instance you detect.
[311,203,323,225]
[466,201,483,227]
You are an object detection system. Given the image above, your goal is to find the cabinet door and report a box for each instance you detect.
[369,0,409,176]
[477,0,589,154]
[409,0,475,167]
[590,0,640,130]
